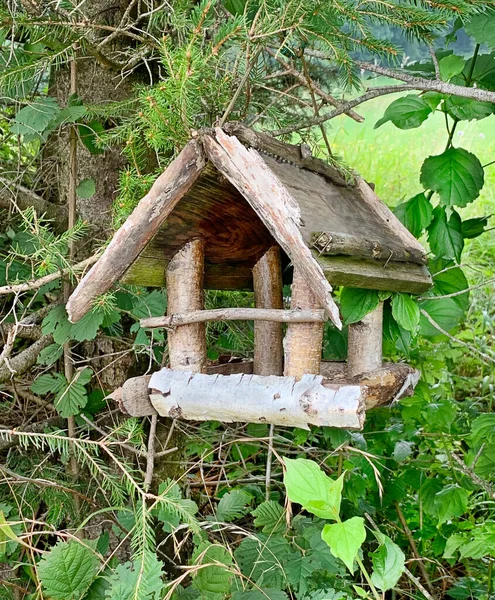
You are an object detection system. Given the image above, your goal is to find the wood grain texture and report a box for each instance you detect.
[149,368,365,429]
[66,140,206,322]
[284,269,324,378]
[166,238,207,373]
[318,254,432,294]
[141,308,325,329]
[203,128,342,328]
[253,247,284,375]
[347,303,383,377]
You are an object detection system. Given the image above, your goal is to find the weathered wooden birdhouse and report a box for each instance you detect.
[67,123,431,430]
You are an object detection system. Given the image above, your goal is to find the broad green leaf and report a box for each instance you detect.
[321,517,366,573]
[375,95,431,130]
[284,458,343,520]
[155,480,198,533]
[339,288,380,326]
[474,442,495,479]
[392,440,413,462]
[431,263,469,311]
[76,178,96,199]
[420,148,484,207]
[57,105,87,124]
[428,206,464,261]
[38,540,99,600]
[393,193,433,238]
[105,551,163,600]
[419,297,464,338]
[463,52,495,91]
[370,533,405,591]
[0,511,22,559]
[192,542,232,598]
[231,590,289,600]
[215,490,252,522]
[470,414,495,447]
[434,484,469,524]
[391,294,420,333]
[32,372,66,396]
[234,535,291,589]
[445,96,494,121]
[10,97,60,138]
[54,368,92,418]
[461,215,490,239]
[71,309,105,342]
[79,121,105,155]
[439,54,465,81]
[252,501,285,534]
[286,554,319,596]
[42,304,73,344]
[464,9,495,48]
[37,342,64,366]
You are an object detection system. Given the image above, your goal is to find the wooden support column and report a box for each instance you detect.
[166,238,206,373]
[252,247,284,376]
[347,302,383,377]
[284,268,324,378]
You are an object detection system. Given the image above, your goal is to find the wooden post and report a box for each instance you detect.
[347,302,383,377]
[284,268,324,378]
[166,238,207,373]
[252,247,284,376]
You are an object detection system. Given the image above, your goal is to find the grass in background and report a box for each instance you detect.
[323,81,495,278]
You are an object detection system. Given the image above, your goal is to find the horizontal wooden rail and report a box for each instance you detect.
[140,308,326,329]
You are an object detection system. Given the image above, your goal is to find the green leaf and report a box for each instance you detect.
[393,193,433,238]
[419,297,464,338]
[32,372,66,396]
[215,490,252,522]
[464,9,495,48]
[235,535,291,589]
[370,533,405,591]
[375,95,431,130]
[54,368,92,418]
[431,263,469,311]
[434,484,469,524]
[105,551,163,600]
[392,440,413,462]
[470,414,495,447]
[420,148,484,207]
[231,590,289,600]
[155,480,198,533]
[391,294,420,333]
[340,288,380,326]
[10,97,60,138]
[252,501,285,534]
[439,55,465,81]
[284,458,343,520]
[474,442,495,479]
[42,304,73,345]
[37,343,64,366]
[72,309,105,342]
[38,540,99,600]
[79,121,105,155]
[57,105,87,124]
[76,178,96,199]
[428,206,464,261]
[192,542,232,598]
[461,216,490,239]
[445,96,494,121]
[321,517,366,573]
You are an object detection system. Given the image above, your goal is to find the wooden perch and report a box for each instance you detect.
[148,368,365,429]
[66,140,206,322]
[202,128,342,329]
[140,308,326,329]
[115,362,419,424]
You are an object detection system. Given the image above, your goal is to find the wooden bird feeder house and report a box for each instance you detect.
[67,123,431,431]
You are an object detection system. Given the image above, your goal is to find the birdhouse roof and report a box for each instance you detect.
[67,123,431,326]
